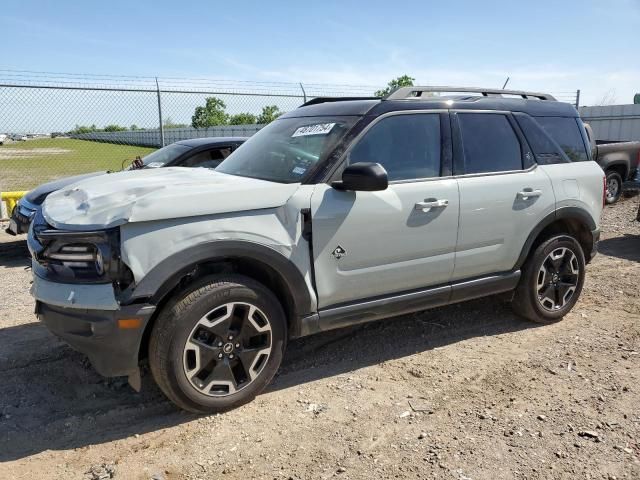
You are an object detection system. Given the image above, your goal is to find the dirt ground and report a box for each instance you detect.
[0,196,639,480]
[0,148,71,160]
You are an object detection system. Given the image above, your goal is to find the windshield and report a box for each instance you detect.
[127,143,192,169]
[216,116,360,183]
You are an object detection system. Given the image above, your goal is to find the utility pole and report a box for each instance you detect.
[299,82,307,103]
[156,77,165,147]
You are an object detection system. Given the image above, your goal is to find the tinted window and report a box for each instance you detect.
[180,147,233,168]
[535,116,589,162]
[515,115,569,165]
[135,143,191,169]
[349,114,441,181]
[458,113,522,173]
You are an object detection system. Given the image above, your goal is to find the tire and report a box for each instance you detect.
[149,274,287,413]
[605,170,623,204]
[512,235,586,324]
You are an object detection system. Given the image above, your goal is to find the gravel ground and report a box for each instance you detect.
[0,195,639,480]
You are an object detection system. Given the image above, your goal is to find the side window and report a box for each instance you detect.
[457,113,523,174]
[180,147,232,168]
[514,114,569,165]
[349,114,441,181]
[534,117,589,162]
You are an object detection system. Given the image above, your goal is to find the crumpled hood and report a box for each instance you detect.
[42,167,300,230]
[25,171,106,205]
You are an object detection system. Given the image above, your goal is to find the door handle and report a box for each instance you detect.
[415,199,449,212]
[517,189,542,200]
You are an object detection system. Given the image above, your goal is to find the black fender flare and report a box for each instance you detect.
[601,158,629,179]
[124,240,314,318]
[514,207,597,269]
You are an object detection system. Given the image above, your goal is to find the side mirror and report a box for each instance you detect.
[332,162,388,191]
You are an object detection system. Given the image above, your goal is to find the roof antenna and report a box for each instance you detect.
[502,77,510,89]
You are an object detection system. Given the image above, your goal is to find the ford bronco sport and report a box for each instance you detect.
[28,87,604,413]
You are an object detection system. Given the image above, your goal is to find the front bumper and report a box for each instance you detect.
[31,273,155,377]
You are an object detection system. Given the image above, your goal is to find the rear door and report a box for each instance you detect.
[311,112,460,308]
[451,111,556,280]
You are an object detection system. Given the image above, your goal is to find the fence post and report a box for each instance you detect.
[156,77,165,147]
[575,89,581,109]
[299,82,307,103]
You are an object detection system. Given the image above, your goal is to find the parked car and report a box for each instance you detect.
[10,133,28,141]
[582,124,640,204]
[5,137,246,235]
[29,87,604,413]
[0,133,7,145]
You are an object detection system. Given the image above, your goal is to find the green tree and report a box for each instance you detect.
[163,117,188,129]
[130,124,140,131]
[191,97,229,128]
[71,124,98,134]
[104,124,127,132]
[229,112,257,125]
[374,75,415,97]
[256,105,281,124]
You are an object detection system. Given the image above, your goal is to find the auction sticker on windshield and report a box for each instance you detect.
[292,123,336,137]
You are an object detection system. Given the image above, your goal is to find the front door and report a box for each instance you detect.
[310,112,460,308]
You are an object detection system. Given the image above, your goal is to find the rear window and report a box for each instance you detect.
[458,113,523,174]
[534,117,589,162]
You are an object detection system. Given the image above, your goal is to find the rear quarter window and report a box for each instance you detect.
[514,114,569,165]
[534,116,589,162]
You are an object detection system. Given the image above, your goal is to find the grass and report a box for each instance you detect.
[0,138,156,191]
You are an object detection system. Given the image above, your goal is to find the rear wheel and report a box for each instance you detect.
[512,235,586,323]
[149,274,286,413]
[605,170,623,204]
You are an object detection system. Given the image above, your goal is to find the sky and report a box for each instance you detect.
[0,0,639,125]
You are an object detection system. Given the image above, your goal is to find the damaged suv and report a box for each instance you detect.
[29,87,604,413]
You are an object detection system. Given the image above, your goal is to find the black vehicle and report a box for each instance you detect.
[6,137,247,235]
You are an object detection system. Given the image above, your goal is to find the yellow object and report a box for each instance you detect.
[1,191,27,217]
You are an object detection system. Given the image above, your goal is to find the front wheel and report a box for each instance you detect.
[605,170,623,204]
[149,274,286,413]
[512,235,586,324]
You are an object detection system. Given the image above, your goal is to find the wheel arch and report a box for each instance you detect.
[127,241,315,359]
[515,208,596,269]
[603,160,629,180]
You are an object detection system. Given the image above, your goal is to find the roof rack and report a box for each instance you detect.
[385,86,556,101]
[300,96,380,107]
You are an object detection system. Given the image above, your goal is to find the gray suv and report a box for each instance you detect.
[28,87,604,413]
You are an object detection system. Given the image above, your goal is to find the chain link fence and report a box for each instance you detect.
[0,70,580,192]
[0,71,380,191]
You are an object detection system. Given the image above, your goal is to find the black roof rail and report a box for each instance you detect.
[300,96,380,107]
[385,86,556,101]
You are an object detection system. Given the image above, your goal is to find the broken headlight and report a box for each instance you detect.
[28,209,132,287]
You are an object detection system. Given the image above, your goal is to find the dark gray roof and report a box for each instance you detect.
[281,100,380,118]
[283,96,579,119]
[175,136,248,147]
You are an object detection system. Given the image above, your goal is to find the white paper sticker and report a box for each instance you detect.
[292,123,336,137]
[292,166,307,175]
